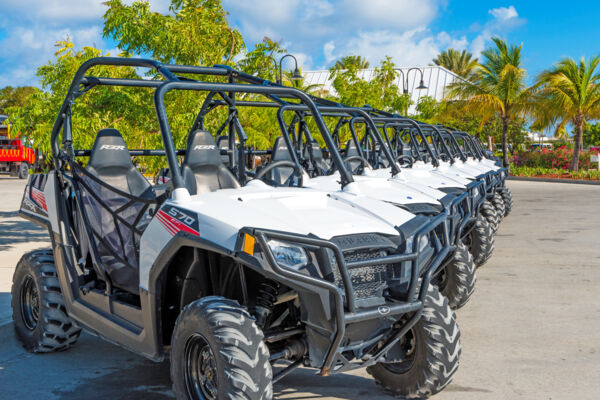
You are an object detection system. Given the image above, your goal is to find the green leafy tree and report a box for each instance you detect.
[103,0,244,65]
[415,96,445,121]
[531,56,600,170]
[446,37,532,167]
[329,56,412,113]
[432,48,477,79]
[0,86,39,114]
[583,122,600,147]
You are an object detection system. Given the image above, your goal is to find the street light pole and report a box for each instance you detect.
[278,54,302,85]
[395,67,428,115]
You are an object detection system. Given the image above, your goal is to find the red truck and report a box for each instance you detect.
[0,115,35,179]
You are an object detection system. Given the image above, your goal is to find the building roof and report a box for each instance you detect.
[301,66,466,114]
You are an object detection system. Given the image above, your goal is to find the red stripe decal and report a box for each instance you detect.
[155,213,177,236]
[157,210,200,236]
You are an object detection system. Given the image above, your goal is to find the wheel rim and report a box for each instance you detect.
[20,275,40,330]
[382,329,417,374]
[435,268,448,291]
[184,333,218,400]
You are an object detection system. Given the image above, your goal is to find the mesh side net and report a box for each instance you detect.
[72,163,156,293]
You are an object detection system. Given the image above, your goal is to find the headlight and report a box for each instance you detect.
[268,240,309,270]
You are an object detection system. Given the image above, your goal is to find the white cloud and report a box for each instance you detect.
[340,28,442,68]
[489,5,519,21]
[471,5,525,56]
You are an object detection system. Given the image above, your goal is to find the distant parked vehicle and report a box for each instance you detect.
[530,143,553,151]
[0,115,36,179]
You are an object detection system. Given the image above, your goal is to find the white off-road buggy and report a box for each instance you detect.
[13,58,461,400]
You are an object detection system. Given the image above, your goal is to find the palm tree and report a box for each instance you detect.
[446,38,530,168]
[332,55,370,70]
[433,48,478,78]
[531,56,600,171]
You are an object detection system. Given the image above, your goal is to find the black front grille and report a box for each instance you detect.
[331,249,396,300]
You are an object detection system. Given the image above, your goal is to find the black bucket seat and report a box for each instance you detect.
[303,140,330,176]
[84,128,154,293]
[181,130,240,195]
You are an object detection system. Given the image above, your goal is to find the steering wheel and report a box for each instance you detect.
[329,155,370,175]
[395,154,415,167]
[255,160,303,187]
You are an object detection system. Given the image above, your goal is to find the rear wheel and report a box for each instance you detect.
[436,242,476,309]
[500,187,513,216]
[480,199,499,233]
[18,163,29,179]
[170,296,272,400]
[367,285,461,398]
[11,250,81,352]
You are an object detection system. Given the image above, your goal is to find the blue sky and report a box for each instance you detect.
[0,1,598,88]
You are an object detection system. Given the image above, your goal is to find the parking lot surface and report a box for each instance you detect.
[0,177,599,399]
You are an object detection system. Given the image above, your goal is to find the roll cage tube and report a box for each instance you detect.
[441,129,469,162]
[154,81,355,189]
[370,117,440,167]
[275,104,402,176]
[460,132,484,160]
[50,57,179,168]
[423,125,458,164]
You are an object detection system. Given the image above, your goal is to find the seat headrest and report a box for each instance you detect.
[184,130,221,168]
[88,129,133,170]
[305,140,324,161]
[271,136,293,162]
[345,140,360,157]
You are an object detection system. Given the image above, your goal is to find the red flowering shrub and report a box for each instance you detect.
[513,147,596,169]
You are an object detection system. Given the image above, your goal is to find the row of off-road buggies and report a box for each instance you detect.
[13,58,512,399]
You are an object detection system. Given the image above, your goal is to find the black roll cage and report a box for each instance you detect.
[49,57,356,189]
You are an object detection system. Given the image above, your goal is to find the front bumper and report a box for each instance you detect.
[242,212,450,375]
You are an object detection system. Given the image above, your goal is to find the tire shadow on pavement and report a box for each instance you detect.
[0,216,48,252]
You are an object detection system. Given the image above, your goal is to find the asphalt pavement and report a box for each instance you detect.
[0,176,599,399]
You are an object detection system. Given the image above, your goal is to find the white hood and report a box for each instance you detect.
[303,172,443,205]
[181,180,415,249]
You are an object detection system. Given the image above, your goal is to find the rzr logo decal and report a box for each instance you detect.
[193,145,216,150]
[100,145,126,151]
[156,206,200,237]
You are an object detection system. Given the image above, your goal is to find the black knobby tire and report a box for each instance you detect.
[171,296,272,400]
[469,215,495,267]
[500,187,513,217]
[437,242,476,310]
[491,192,505,222]
[18,163,29,179]
[480,199,499,233]
[367,285,461,398]
[11,250,81,352]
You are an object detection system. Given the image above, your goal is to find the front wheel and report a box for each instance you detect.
[469,215,495,267]
[170,296,272,400]
[18,163,29,179]
[436,242,476,309]
[480,199,499,233]
[367,285,461,398]
[491,192,505,222]
[500,187,513,216]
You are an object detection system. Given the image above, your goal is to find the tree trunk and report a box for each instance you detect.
[569,117,584,171]
[501,116,509,168]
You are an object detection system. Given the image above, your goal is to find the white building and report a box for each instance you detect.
[301,66,465,114]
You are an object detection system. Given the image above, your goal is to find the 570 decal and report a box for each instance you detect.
[156,205,200,237]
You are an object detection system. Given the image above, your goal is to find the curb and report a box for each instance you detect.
[508,176,600,185]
